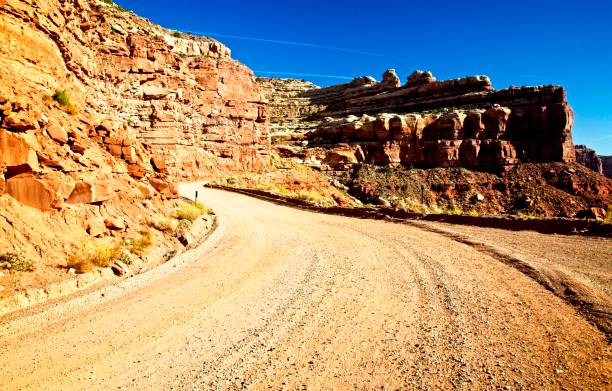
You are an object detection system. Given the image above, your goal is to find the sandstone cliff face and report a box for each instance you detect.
[256,78,321,137]
[0,0,272,289]
[575,145,612,179]
[259,70,575,172]
[0,0,270,212]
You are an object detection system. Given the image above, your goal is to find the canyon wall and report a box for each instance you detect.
[258,70,575,172]
[575,145,612,179]
[0,0,270,211]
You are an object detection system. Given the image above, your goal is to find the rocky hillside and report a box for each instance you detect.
[1,0,272,211]
[0,0,270,296]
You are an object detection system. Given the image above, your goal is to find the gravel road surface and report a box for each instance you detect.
[0,187,610,390]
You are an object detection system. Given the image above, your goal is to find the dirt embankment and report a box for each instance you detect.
[346,162,612,218]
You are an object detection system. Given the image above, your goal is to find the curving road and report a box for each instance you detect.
[0,187,610,390]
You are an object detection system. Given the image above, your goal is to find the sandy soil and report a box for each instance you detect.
[0,187,610,390]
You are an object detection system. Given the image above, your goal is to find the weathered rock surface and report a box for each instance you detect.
[0,0,270,212]
[256,77,322,137]
[6,173,57,211]
[259,70,575,172]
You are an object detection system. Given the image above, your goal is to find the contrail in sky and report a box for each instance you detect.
[176,30,387,58]
[254,71,354,80]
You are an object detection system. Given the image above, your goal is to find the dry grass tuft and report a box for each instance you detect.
[150,215,180,233]
[175,202,208,222]
[127,230,155,256]
[67,241,122,273]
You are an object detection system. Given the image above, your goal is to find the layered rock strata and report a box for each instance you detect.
[259,70,575,171]
[0,0,270,212]
[256,77,321,137]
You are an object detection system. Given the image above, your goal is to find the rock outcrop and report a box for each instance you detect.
[256,77,321,138]
[575,145,612,179]
[0,0,270,212]
[259,70,575,172]
[605,157,612,179]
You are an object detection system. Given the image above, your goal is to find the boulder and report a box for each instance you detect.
[0,129,39,173]
[3,110,40,132]
[40,172,74,206]
[111,261,130,277]
[6,173,57,211]
[105,217,126,231]
[135,182,156,199]
[149,178,178,198]
[46,124,69,145]
[0,172,5,195]
[128,163,147,179]
[150,155,168,174]
[66,181,115,204]
[323,148,361,165]
[71,142,87,154]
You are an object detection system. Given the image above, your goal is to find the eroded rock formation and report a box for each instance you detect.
[575,145,612,179]
[0,0,270,212]
[259,69,575,172]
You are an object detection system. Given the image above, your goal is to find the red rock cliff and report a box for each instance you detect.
[0,0,269,211]
[259,70,575,171]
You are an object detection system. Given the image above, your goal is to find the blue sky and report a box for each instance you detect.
[115,0,612,154]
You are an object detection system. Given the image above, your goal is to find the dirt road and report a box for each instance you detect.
[1,187,610,390]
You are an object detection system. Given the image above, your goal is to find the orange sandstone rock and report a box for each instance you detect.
[6,173,57,211]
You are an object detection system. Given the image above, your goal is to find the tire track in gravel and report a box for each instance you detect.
[407,220,612,341]
[347,223,469,389]
[185,249,328,389]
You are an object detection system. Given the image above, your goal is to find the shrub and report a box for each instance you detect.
[0,251,35,272]
[127,230,154,256]
[67,258,94,274]
[51,89,78,115]
[605,205,612,223]
[91,245,121,267]
[293,190,336,207]
[67,241,121,273]
[150,215,179,232]
[518,210,545,220]
[394,198,428,214]
[193,201,210,214]
[444,207,463,216]
[175,202,206,222]
[117,249,134,265]
[52,89,72,106]
[428,205,443,215]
